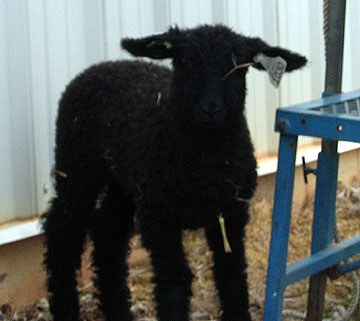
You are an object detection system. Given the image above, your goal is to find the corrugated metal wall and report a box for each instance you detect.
[1,0,359,224]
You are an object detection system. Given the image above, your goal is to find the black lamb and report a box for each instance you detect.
[43,24,306,321]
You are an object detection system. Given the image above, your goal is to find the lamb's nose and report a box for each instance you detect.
[202,103,221,115]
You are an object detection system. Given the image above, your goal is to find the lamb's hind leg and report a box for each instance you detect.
[90,185,135,321]
[205,207,252,321]
[43,195,93,321]
[140,215,193,321]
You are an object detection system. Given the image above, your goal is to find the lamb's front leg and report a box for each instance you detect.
[205,206,252,321]
[139,217,193,321]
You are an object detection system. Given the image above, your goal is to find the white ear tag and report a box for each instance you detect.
[253,53,287,88]
[146,40,173,49]
[163,41,173,49]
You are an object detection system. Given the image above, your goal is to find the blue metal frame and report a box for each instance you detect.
[264,134,298,320]
[263,90,360,321]
[276,90,360,142]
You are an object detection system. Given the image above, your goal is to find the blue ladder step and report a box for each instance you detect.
[285,234,360,286]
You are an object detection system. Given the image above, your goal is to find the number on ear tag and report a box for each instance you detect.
[254,53,287,88]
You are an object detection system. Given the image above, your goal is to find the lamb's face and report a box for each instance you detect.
[122,24,307,130]
[170,28,250,129]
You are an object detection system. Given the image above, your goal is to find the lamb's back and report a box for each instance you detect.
[57,60,171,122]
[54,60,172,186]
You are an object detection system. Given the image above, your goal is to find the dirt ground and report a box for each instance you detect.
[2,179,360,321]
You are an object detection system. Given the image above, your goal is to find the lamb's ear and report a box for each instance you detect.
[121,29,178,59]
[246,37,307,72]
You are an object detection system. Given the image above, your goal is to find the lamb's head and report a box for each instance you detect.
[122,25,306,130]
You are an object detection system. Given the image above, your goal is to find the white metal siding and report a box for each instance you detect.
[1,0,360,223]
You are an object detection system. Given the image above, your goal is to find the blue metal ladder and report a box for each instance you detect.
[263,90,360,320]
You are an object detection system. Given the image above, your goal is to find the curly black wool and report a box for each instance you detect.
[43,24,306,321]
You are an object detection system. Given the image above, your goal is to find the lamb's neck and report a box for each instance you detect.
[158,117,241,162]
